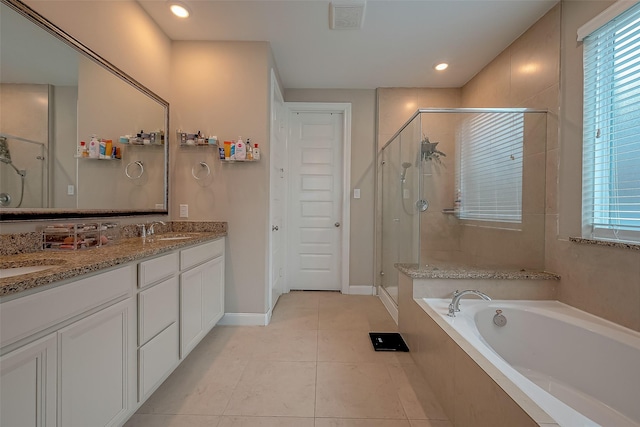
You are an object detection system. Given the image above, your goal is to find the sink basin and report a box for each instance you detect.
[0,259,66,279]
[155,236,193,241]
[147,233,198,242]
[0,265,58,279]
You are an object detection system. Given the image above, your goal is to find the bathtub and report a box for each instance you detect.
[417,299,640,427]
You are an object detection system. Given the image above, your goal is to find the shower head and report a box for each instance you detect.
[400,162,412,182]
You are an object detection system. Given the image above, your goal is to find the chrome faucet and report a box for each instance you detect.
[147,221,166,236]
[448,289,491,317]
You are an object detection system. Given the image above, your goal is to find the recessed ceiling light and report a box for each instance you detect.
[434,63,449,71]
[170,3,190,18]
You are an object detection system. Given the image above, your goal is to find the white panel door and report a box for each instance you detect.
[269,73,286,309]
[288,111,343,290]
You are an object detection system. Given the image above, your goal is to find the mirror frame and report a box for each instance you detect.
[0,0,169,221]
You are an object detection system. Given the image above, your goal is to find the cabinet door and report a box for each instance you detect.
[202,255,225,332]
[179,255,225,358]
[0,333,57,427]
[180,265,203,358]
[59,298,134,427]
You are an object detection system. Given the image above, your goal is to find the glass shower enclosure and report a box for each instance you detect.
[377,109,548,305]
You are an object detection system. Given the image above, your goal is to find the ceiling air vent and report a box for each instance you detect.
[329,1,366,30]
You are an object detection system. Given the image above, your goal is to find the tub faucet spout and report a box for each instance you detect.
[448,289,491,317]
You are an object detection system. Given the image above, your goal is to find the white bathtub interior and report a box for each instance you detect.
[419,298,640,427]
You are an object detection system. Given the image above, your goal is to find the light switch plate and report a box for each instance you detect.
[354,188,361,199]
[179,204,189,218]
[67,185,74,195]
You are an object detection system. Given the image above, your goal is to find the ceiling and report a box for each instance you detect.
[139,0,558,90]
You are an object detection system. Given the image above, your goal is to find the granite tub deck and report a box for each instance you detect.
[395,263,559,300]
[396,263,561,426]
[0,222,227,298]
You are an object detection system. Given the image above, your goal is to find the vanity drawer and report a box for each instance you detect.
[138,322,179,401]
[138,252,179,289]
[180,238,224,271]
[138,276,178,346]
[1,265,134,349]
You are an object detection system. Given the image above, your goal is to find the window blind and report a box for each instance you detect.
[457,113,524,223]
[583,3,640,243]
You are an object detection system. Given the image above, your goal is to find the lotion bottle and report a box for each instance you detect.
[252,142,261,160]
[88,135,99,158]
[235,136,246,160]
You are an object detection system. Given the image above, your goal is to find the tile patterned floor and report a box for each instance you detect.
[125,291,452,427]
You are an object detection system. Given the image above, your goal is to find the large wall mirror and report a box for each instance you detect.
[0,0,169,221]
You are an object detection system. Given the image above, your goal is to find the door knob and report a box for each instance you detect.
[272,225,279,231]
[334,222,340,227]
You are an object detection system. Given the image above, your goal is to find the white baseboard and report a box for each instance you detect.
[378,286,398,325]
[219,312,270,326]
[348,285,375,295]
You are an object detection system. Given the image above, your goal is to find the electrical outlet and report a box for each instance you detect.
[353,188,361,199]
[403,189,410,199]
[67,185,74,195]
[155,204,164,209]
[179,204,189,218]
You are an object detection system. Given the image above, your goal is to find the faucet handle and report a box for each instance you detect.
[137,224,147,238]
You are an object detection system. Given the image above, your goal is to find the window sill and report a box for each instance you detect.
[569,237,640,252]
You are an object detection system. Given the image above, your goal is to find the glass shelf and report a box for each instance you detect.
[220,159,258,163]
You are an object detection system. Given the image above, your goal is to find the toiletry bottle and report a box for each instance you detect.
[89,135,99,158]
[105,140,113,159]
[79,141,86,157]
[253,142,261,160]
[230,140,236,160]
[246,138,253,160]
[99,139,107,159]
[235,136,246,160]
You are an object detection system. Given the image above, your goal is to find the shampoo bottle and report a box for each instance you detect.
[235,136,246,160]
[252,142,261,160]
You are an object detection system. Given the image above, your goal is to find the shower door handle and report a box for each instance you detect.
[334,222,341,227]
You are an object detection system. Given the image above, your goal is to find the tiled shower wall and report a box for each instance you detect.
[378,2,640,332]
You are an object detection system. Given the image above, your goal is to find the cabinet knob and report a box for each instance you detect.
[334,222,341,228]
[272,225,279,231]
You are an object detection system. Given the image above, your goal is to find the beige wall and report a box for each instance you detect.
[27,0,172,101]
[284,89,377,287]
[171,41,272,314]
[457,5,560,270]
[549,0,640,332]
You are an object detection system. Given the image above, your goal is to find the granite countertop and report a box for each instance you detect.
[395,263,560,280]
[0,230,226,298]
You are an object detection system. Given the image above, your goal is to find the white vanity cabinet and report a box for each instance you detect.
[180,238,225,358]
[0,265,136,427]
[0,236,226,427]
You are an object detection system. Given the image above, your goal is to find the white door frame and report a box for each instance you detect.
[284,102,351,294]
[268,70,286,313]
